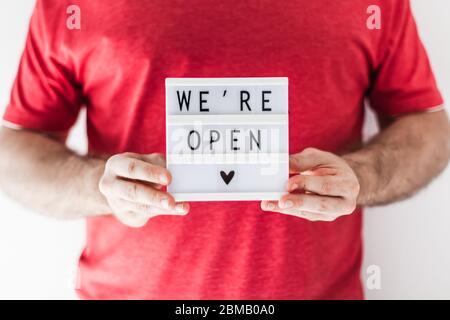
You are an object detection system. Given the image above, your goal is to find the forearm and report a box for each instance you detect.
[0,127,109,219]
[343,110,450,206]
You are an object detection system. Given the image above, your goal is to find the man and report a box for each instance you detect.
[0,0,449,299]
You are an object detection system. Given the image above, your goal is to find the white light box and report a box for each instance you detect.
[166,77,289,201]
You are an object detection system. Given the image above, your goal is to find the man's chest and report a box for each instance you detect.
[71,0,377,153]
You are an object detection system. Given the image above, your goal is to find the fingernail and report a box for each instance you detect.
[280,200,293,209]
[159,175,168,185]
[266,202,275,210]
[175,203,186,213]
[160,198,170,209]
[288,184,298,191]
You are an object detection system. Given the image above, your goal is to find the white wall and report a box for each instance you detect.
[363,1,450,300]
[0,1,449,299]
[0,1,85,299]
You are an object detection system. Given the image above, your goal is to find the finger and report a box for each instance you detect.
[290,148,341,173]
[108,154,171,185]
[108,179,176,210]
[123,152,167,169]
[140,153,166,168]
[260,201,337,221]
[297,211,337,222]
[279,193,355,215]
[286,174,350,197]
[115,211,150,228]
[151,202,190,216]
[261,201,309,217]
[115,198,189,216]
[261,200,278,212]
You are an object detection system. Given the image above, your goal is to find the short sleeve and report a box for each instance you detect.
[369,1,444,117]
[3,1,82,131]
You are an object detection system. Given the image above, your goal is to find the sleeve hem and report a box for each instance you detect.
[388,103,445,118]
[370,93,444,117]
[3,105,76,132]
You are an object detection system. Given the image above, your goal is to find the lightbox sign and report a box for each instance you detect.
[166,77,288,201]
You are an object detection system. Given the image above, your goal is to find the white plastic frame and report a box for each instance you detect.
[165,77,289,201]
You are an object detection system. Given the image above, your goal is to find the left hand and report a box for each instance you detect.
[261,148,360,221]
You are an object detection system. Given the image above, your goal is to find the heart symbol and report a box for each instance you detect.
[220,170,235,185]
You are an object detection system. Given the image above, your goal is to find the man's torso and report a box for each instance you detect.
[50,0,388,299]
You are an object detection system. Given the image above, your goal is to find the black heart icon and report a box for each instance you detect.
[220,170,235,185]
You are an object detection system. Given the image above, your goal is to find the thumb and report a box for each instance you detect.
[140,153,166,167]
[290,148,338,173]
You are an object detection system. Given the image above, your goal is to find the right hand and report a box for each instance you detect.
[99,152,189,227]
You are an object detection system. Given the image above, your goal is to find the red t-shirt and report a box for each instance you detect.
[4,0,443,299]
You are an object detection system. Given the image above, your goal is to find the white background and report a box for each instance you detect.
[0,1,449,299]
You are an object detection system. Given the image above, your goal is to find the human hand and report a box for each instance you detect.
[99,152,189,227]
[261,148,360,221]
